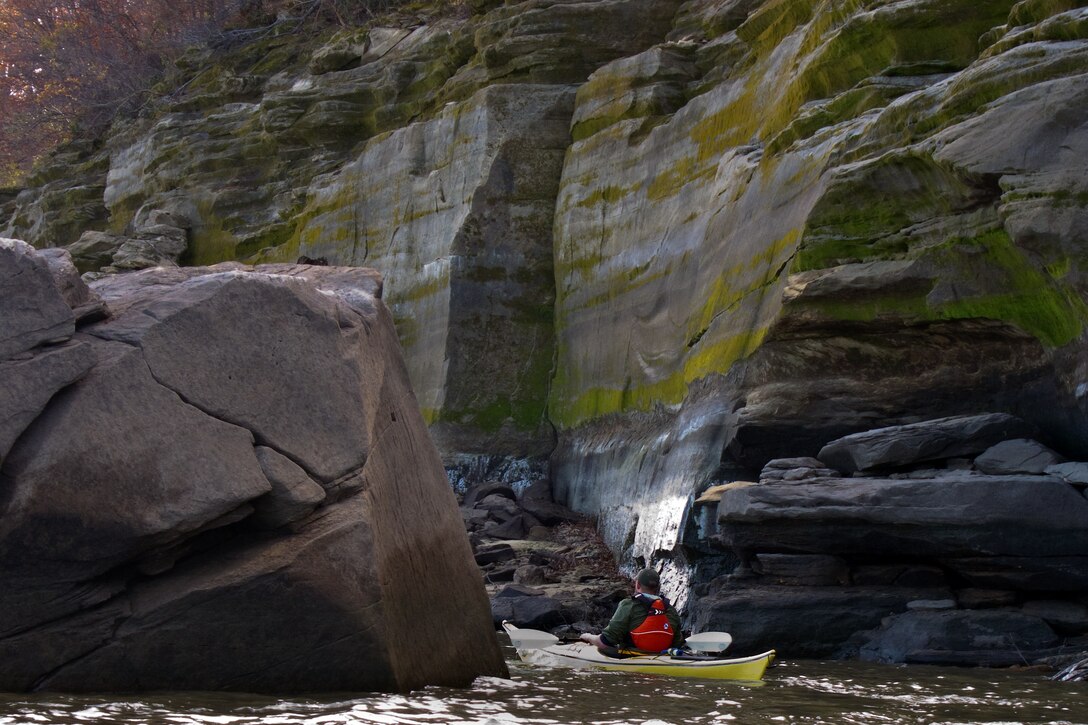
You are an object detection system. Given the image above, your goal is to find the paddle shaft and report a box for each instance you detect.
[506,624,732,653]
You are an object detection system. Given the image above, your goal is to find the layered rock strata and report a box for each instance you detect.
[690,414,1088,664]
[2,0,683,469]
[549,0,1088,592]
[0,240,506,692]
[4,0,1088,666]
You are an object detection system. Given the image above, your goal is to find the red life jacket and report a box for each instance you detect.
[629,594,675,652]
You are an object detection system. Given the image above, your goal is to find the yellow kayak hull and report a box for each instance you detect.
[502,623,775,681]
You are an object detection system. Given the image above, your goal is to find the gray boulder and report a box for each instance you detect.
[856,610,1059,666]
[491,594,566,630]
[37,247,106,320]
[109,237,181,271]
[0,336,274,638]
[476,493,522,519]
[1046,462,1088,486]
[689,584,951,658]
[484,513,542,540]
[514,564,548,585]
[475,542,517,566]
[0,242,100,466]
[0,238,76,358]
[495,584,545,598]
[464,482,518,508]
[760,457,841,482]
[90,271,375,482]
[817,413,1037,473]
[0,253,506,692]
[974,439,1064,475]
[65,215,189,275]
[0,342,96,466]
[65,231,124,274]
[718,474,1088,559]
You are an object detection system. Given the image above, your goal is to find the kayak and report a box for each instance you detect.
[502,622,775,681]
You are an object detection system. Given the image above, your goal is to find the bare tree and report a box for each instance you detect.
[0,0,256,185]
[0,0,443,186]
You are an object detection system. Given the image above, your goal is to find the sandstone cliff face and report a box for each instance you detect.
[551,0,1088,586]
[3,0,683,462]
[0,239,506,691]
[5,0,1088,661]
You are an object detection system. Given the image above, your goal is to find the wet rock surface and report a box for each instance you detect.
[456,478,630,638]
[691,414,1088,667]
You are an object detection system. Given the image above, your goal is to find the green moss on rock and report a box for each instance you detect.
[1009,0,1086,26]
[934,229,1088,347]
[550,326,770,429]
[796,229,1088,348]
[795,151,996,271]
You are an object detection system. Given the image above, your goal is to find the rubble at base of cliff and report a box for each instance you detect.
[455,478,632,638]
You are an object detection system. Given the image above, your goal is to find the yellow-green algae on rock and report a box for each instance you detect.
[547,0,1088,572]
[6,2,1088,570]
[283,85,575,456]
[549,0,1088,435]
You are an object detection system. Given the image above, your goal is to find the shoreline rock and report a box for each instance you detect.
[0,245,506,692]
[455,477,632,638]
[691,413,1088,669]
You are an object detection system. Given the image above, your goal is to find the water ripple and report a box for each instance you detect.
[1,659,1087,725]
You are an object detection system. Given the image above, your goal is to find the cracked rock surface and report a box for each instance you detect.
[0,243,506,692]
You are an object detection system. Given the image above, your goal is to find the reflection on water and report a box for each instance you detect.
[1,658,1087,725]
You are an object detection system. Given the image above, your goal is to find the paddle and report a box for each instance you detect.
[685,631,733,653]
[505,626,733,653]
[504,627,565,649]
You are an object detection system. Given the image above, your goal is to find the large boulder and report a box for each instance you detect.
[717,473,1088,559]
[0,240,99,466]
[974,439,1065,475]
[0,249,506,692]
[0,342,96,465]
[0,238,76,358]
[817,414,1038,474]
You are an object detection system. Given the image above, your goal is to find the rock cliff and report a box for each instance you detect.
[5,0,1088,664]
[0,239,506,691]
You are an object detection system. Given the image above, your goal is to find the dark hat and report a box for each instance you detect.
[635,568,660,588]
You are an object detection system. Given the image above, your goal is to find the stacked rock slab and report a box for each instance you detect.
[692,414,1088,664]
[0,241,506,692]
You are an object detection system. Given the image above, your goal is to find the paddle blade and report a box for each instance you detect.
[686,631,733,653]
[505,627,560,650]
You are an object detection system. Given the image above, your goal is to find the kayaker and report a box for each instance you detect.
[579,567,685,652]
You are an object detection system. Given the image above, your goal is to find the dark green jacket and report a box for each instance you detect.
[600,595,685,649]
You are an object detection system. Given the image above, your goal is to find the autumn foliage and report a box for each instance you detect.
[0,1,443,186]
[0,1,250,184]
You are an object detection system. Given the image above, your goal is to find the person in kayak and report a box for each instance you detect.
[579,567,685,652]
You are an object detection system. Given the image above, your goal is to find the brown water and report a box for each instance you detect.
[1,657,1086,725]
